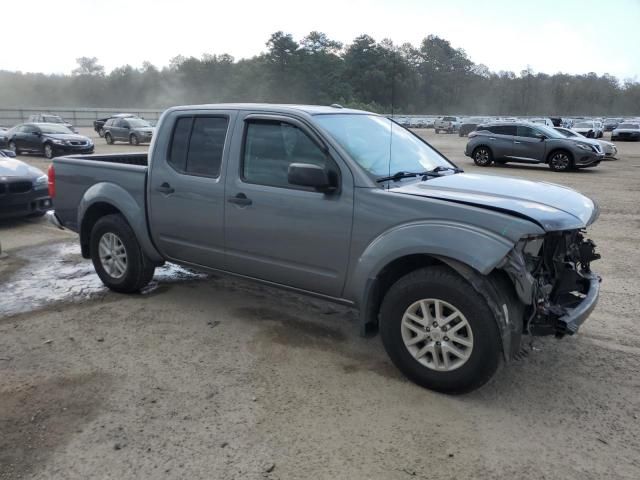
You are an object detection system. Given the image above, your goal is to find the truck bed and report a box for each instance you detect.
[52,153,149,233]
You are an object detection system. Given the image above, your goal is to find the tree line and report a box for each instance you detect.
[1,31,638,116]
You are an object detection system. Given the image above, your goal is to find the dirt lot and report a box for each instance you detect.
[1,128,639,479]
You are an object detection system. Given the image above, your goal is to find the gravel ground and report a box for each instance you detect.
[1,127,639,479]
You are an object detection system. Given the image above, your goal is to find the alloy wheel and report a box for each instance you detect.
[550,152,570,170]
[98,232,128,279]
[400,298,474,372]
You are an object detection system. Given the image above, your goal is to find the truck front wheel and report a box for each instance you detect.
[379,266,502,394]
[90,214,155,293]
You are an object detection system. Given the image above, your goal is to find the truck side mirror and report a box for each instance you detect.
[288,163,335,193]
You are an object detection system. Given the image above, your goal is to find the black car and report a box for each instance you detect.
[0,150,52,219]
[0,123,94,159]
[458,117,489,137]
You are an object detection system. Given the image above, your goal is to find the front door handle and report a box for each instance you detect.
[228,193,252,206]
[514,141,522,144]
[489,137,496,140]
[156,182,175,194]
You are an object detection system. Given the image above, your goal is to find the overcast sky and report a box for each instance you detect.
[3,0,639,79]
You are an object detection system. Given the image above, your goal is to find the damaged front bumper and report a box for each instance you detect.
[500,230,601,337]
[556,273,600,335]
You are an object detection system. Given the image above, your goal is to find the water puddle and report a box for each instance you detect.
[0,242,208,317]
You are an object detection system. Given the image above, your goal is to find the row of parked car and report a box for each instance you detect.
[396,115,640,140]
[0,112,155,159]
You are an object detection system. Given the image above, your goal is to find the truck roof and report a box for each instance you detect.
[167,103,373,116]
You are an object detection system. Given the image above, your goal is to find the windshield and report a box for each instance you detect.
[315,114,453,177]
[39,124,73,134]
[618,123,639,129]
[127,118,152,128]
[43,116,63,123]
[574,122,593,128]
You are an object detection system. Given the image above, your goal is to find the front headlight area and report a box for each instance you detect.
[33,174,48,189]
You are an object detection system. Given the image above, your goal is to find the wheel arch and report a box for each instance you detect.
[471,143,493,157]
[359,252,523,362]
[349,221,518,338]
[546,147,574,164]
[78,183,163,263]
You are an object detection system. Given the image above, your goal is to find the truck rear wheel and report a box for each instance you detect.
[90,214,155,293]
[379,266,502,394]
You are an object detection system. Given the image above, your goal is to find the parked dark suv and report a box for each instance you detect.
[465,122,603,171]
[103,117,155,145]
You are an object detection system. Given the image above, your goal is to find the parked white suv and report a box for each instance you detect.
[434,116,461,133]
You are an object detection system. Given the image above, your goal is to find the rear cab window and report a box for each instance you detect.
[168,116,229,178]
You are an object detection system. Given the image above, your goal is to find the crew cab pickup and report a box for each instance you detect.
[47,104,601,393]
[434,116,461,133]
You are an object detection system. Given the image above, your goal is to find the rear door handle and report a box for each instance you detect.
[228,193,252,206]
[514,141,522,144]
[489,137,496,140]
[156,182,175,194]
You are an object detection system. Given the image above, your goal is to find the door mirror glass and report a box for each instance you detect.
[288,163,334,192]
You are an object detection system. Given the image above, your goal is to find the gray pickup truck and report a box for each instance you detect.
[47,104,601,393]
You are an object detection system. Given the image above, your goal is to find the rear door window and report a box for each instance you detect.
[488,125,517,136]
[168,116,229,178]
[516,126,539,138]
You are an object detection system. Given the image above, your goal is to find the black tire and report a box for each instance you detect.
[90,214,155,293]
[379,266,502,394]
[8,141,19,155]
[98,128,105,138]
[434,129,439,134]
[105,132,114,144]
[548,150,574,172]
[43,143,55,159]
[129,134,139,146]
[472,146,493,166]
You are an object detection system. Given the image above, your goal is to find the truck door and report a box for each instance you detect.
[148,111,237,268]
[223,113,354,298]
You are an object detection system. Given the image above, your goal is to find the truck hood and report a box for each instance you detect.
[392,173,598,231]
[0,157,45,179]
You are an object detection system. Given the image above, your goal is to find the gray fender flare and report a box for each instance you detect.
[432,256,524,362]
[78,182,163,263]
[351,221,523,359]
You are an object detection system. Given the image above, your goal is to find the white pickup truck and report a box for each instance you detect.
[434,116,461,134]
